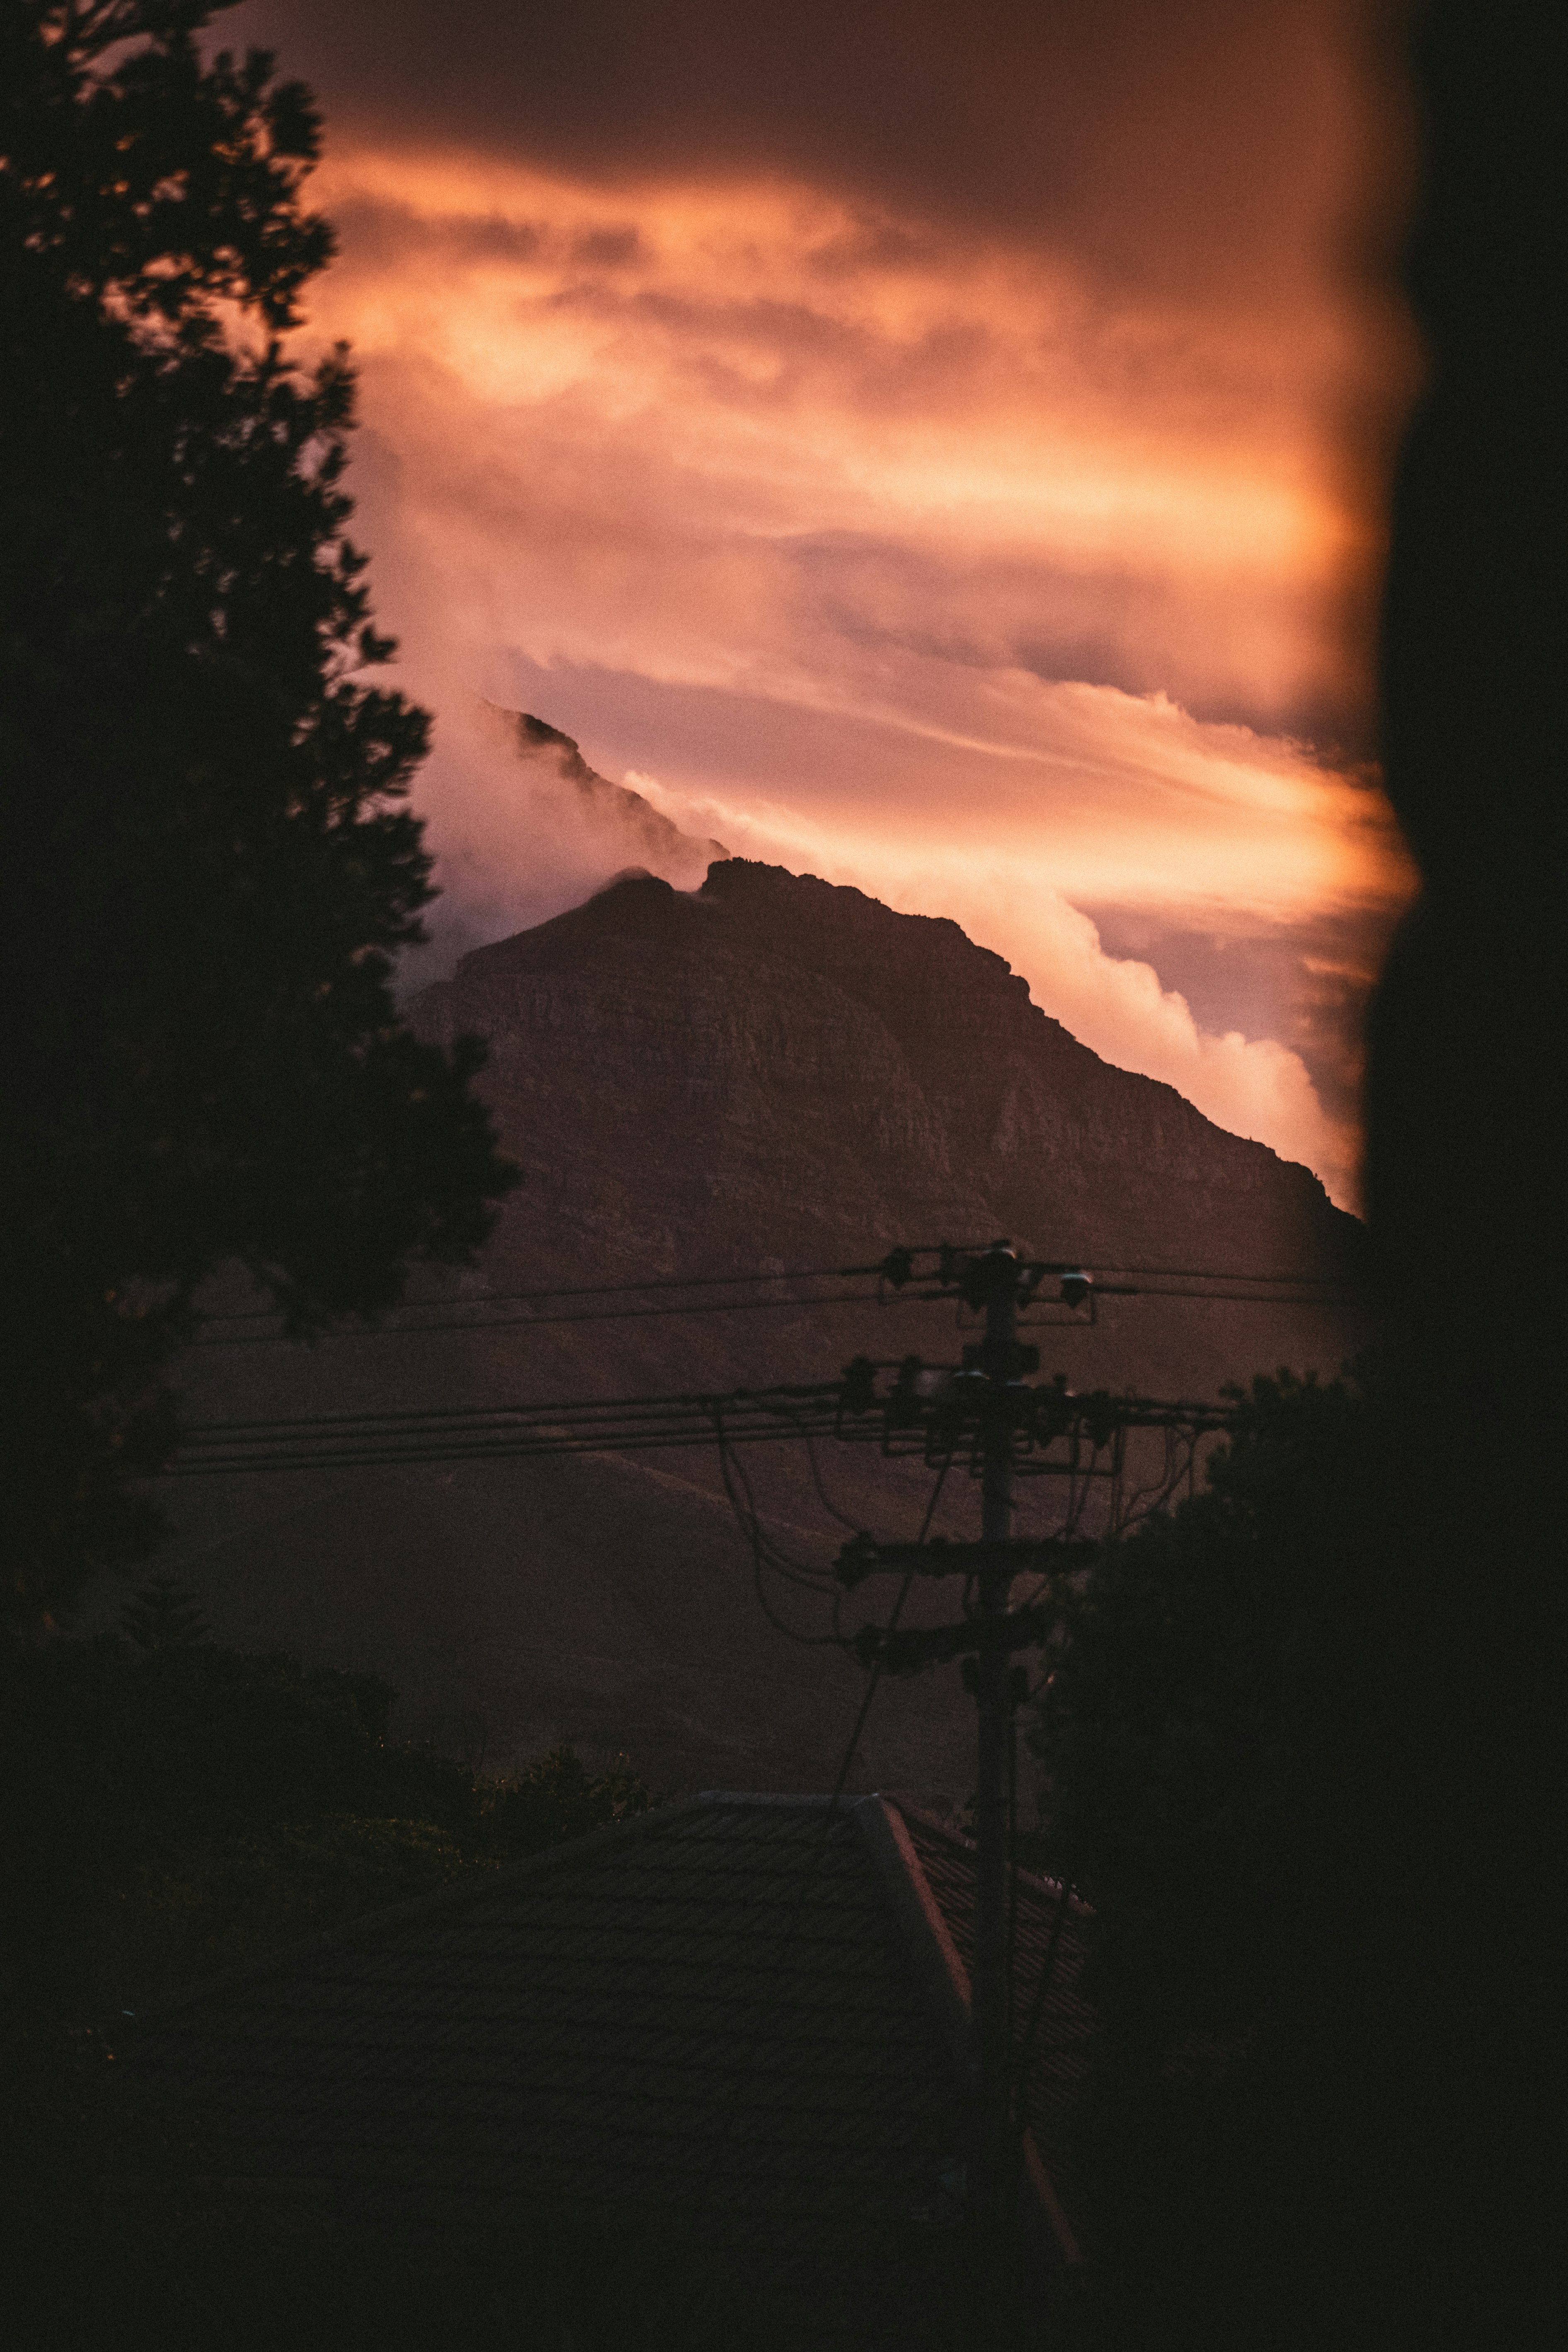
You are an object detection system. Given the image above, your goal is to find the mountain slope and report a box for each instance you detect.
[414,857,1355,1288]
[151,861,1365,1806]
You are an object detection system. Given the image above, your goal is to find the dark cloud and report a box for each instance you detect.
[230,0,1410,296]
[323,192,545,267]
[572,223,642,267]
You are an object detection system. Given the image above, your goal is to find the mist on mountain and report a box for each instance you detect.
[393,699,729,995]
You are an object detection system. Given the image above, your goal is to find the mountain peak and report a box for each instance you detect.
[414,855,1355,1287]
[478,702,729,881]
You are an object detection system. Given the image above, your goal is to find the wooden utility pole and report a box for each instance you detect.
[971,1243,1018,2238]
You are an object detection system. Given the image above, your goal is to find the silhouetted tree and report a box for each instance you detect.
[1034,1372,1364,2029]
[1033,9,1568,2318]
[1358,3,1567,2341]
[1028,1370,1375,2348]
[0,2,515,1626]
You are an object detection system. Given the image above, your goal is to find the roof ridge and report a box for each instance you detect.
[851,1794,970,2063]
[108,1794,708,2046]
[694,1789,856,1809]
[885,1794,1094,1918]
[852,1795,1079,2272]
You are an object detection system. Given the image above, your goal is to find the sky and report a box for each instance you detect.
[233,0,1423,1207]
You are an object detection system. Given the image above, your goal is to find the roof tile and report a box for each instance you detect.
[125,1792,1091,2347]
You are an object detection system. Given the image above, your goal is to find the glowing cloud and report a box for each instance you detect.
[278,115,1417,1209]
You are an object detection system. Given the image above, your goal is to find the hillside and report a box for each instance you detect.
[414,858,1354,1283]
[146,862,1366,1807]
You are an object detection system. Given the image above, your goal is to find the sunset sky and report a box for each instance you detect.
[234,0,1423,1206]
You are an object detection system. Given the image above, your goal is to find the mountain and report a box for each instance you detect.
[414,857,1357,1290]
[479,703,728,887]
[151,859,1367,1810]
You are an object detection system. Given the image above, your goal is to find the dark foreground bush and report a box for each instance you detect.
[10,2153,807,2352]
[1,1617,675,2344]
[1023,1368,1378,2350]
[0,1616,650,2025]
[0,1609,1061,2350]
[5,2025,1043,2352]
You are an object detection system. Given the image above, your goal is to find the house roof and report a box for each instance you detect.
[895,1799,1097,2177]
[124,1791,1095,2345]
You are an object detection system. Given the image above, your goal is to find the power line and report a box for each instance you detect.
[164,1230,1263,2259]
[191,1246,1003,1327]
[1020,1283,1349,1314]
[193,1261,892,1326]
[188,1244,1350,1345]
[177,1377,846,1440]
[189,1271,1349,1348]
[1074,1260,1354,1285]
[189,1287,925,1346]
[174,1390,1229,1453]
[165,1361,1231,1487]
[691,1448,957,2230]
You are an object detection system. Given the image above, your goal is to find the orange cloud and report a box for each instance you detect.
[313,144,1391,706]
[282,126,1417,1209]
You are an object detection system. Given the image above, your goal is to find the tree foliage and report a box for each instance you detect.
[1028,1368,1379,2348]
[0,1599,652,2025]
[0,2,516,1625]
[1034,1370,1367,2031]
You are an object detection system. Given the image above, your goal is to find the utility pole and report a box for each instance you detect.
[828,1241,1231,2267]
[183,1231,1235,2286]
[971,1243,1018,2241]
[206,1229,1224,2263]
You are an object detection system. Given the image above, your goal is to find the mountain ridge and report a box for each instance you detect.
[413,857,1355,1280]
[478,702,729,883]
[150,856,1365,1805]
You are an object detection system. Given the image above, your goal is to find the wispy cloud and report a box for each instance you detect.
[257,22,1420,1211]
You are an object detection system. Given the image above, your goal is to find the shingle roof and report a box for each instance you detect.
[124,1792,1095,2343]
[894,1800,1096,2194]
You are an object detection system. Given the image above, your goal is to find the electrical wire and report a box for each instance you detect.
[1023,1283,1346,1314]
[797,1418,880,1538]
[165,1422,848,1477]
[176,1376,1228,1447]
[177,1375,847,1440]
[1076,1259,1352,1285]
[712,1413,845,1656]
[194,1273,1342,1346]
[194,1261,889,1324]
[190,1287,926,1346]
[688,1452,954,2228]
[832,1457,952,1763]
[715,1421,838,1598]
[167,1343,1234,1489]
[189,1247,1348,1348]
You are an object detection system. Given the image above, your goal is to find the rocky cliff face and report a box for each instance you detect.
[413,857,1356,1289]
[154,861,1365,1807]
